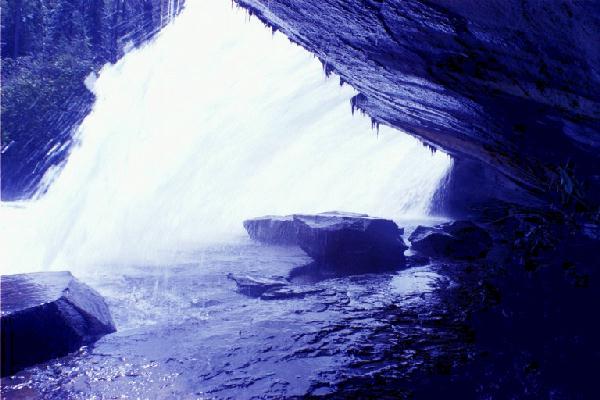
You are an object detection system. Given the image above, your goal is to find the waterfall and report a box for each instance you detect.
[0,0,452,274]
[161,0,182,28]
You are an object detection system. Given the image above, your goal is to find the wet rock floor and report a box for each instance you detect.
[1,237,483,399]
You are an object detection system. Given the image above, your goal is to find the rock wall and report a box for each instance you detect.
[235,0,600,212]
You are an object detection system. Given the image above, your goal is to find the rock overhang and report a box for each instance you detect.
[1,271,116,376]
[233,0,600,212]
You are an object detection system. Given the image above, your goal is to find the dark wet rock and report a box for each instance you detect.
[244,211,407,269]
[260,286,324,300]
[409,221,492,260]
[227,273,288,297]
[406,254,430,266]
[228,271,324,300]
[288,262,356,284]
[293,212,406,268]
[243,215,299,245]
[235,0,600,210]
[430,159,544,217]
[1,271,116,376]
[228,270,328,300]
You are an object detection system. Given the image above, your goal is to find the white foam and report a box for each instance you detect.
[0,0,451,273]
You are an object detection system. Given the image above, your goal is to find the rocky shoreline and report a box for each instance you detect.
[2,206,598,398]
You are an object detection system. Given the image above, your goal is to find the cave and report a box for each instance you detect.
[1,0,599,398]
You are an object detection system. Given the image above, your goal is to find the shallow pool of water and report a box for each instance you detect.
[1,234,470,399]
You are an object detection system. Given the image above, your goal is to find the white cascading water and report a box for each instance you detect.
[0,0,452,274]
[161,0,183,27]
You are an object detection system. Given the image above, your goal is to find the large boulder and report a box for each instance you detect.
[294,212,407,267]
[244,211,407,268]
[243,212,372,246]
[408,221,492,260]
[227,273,325,300]
[1,271,116,376]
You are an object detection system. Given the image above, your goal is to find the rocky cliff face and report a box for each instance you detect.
[235,0,600,213]
[1,0,184,200]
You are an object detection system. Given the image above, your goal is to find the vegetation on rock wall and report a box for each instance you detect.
[1,0,183,199]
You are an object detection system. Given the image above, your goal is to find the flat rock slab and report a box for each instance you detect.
[1,271,116,376]
[409,221,492,260]
[244,211,407,268]
[227,273,289,297]
[227,273,325,300]
[260,286,325,300]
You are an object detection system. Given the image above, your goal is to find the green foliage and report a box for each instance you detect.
[1,0,175,154]
[1,50,94,148]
